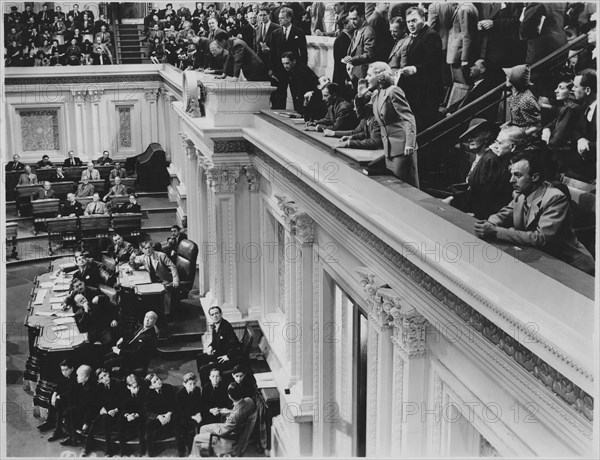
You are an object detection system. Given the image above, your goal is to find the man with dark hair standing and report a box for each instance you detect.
[368,2,393,62]
[281,51,319,115]
[396,6,443,131]
[196,306,240,383]
[267,6,307,109]
[342,5,376,88]
[475,152,595,275]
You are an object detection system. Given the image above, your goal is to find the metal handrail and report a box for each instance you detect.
[417,34,592,149]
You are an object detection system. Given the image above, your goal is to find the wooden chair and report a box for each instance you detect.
[208,407,258,457]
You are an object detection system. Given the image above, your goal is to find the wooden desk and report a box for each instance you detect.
[117,264,151,289]
[63,166,86,181]
[5,170,21,201]
[46,217,79,255]
[112,212,143,238]
[110,195,130,208]
[80,215,111,240]
[89,179,107,194]
[97,165,113,179]
[32,199,60,235]
[6,221,18,259]
[117,264,165,317]
[50,181,76,199]
[35,167,57,182]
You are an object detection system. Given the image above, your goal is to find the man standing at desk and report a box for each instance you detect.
[33,181,56,200]
[130,240,180,315]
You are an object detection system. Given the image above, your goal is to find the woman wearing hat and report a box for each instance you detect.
[503,64,541,136]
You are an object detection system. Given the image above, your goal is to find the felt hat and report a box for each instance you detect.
[503,64,531,88]
[459,118,500,140]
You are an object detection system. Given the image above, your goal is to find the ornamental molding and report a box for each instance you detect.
[251,147,594,421]
[274,194,315,244]
[355,267,391,329]
[205,165,241,193]
[144,88,159,101]
[6,74,162,87]
[213,138,250,154]
[243,165,260,192]
[88,89,105,102]
[71,89,87,103]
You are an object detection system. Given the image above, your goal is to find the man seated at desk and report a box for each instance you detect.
[81,161,101,181]
[72,292,118,346]
[84,192,109,215]
[64,150,83,167]
[109,162,127,179]
[113,194,141,213]
[59,193,84,217]
[108,232,134,264]
[51,165,67,181]
[18,165,38,185]
[474,151,595,275]
[129,240,180,315]
[306,82,358,132]
[103,175,128,202]
[37,154,54,169]
[6,153,25,172]
[96,150,114,165]
[73,253,101,287]
[163,224,188,260]
[76,176,95,197]
[105,311,159,375]
[32,181,56,200]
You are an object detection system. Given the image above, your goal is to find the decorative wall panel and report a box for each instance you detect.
[19,109,60,151]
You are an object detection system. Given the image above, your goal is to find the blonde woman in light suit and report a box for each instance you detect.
[366,61,419,188]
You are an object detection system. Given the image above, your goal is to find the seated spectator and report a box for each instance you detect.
[107,233,134,264]
[461,119,501,185]
[323,91,383,149]
[474,151,595,275]
[105,311,159,375]
[306,83,358,132]
[231,365,258,401]
[212,31,267,81]
[18,165,38,185]
[143,373,178,457]
[72,292,117,346]
[281,51,319,115]
[109,162,127,179]
[96,150,113,165]
[190,382,256,457]
[114,194,141,214]
[503,64,541,136]
[196,306,240,382]
[542,78,583,180]
[84,192,109,216]
[163,225,188,260]
[199,368,232,425]
[58,365,98,448]
[6,153,25,172]
[33,181,55,200]
[149,37,166,64]
[51,166,67,181]
[92,36,112,65]
[73,253,101,287]
[165,38,183,66]
[39,359,77,437]
[37,154,54,169]
[82,368,121,457]
[76,176,95,197]
[117,374,147,457]
[103,176,128,202]
[572,68,597,183]
[176,373,203,456]
[81,161,100,180]
[95,25,112,46]
[59,193,84,217]
[64,150,83,167]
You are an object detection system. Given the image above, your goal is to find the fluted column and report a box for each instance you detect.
[145,89,159,143]
[88,89,104,157]
[195,155,209,296]
[71,90,87,158]
[204,164,242,320]
[245,166,261,319]
[380,288,429,457]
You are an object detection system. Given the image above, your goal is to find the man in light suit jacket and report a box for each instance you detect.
[76,177,95,197]
[84,193,109,215]
[18,165,38,185]
[475,152,594,275]
[130,240,180,314]
[81,162,101,180]
[446,2,479,84]
[342,5,376,87]
[33,181,56,200]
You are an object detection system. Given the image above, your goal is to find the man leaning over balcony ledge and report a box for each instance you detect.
[474,150,594,275]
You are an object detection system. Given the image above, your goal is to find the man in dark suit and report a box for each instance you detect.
[118,374,147,457]
[163,225,188,260]
[214,32,267,81]
[5,153,25,172]
[114,194,142,214]
[342,5,376,87]
[367,3,393,62]
[143,373,178,457]
[255,7,279,68]
[59,193,84,217]
[68,4,82,22]
[105,311,160,374]
[280,51,319,115]
[51,166,67,181]
[231,365,258,401]
[64,150,83,167]
[130,240,180,315]
[40,359,76,435]
[397,6,444,131]
[73,253,101,288]
[33,181,56,200]
[107,233,134,264]
[82,368,122,457]
[196,306,240,383]
[475,152,595,275]
[73,293,118,346]
[59,365,98,447]
[307,83,358,131]
[267,6,307,109]
[37,155,54,169]
[199,368,232,425]
[38,4,54,25]
[176,373,203,456]
[238,9,259,49]
[96,150,114,165]
[332,18,353,99]
[207,17,226,41]
[573,69,597,183]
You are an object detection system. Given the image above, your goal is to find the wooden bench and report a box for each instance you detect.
[31,199,60,235]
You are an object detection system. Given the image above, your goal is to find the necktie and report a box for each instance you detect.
[284,27,288,40]
[13,163,17,170]
[148,258,156,280]
[94,203,98,214]
[522,200,530,225]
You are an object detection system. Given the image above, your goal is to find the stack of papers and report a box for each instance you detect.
[254,372,276,389]
[39,281,55,289]
[33,289,48,305]
[59,262,77,271]
[53,283,71,292]
[54,316,76,325]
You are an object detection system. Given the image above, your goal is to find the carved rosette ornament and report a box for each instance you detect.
[71,90,87,103]
[354,267,391,328]
[274,195,315,243]
[378,288,427,360]
[88,89,104,102]
[205,165,241,193]
[144,88,159,101]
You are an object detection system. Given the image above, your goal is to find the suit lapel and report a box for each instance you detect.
[525,187,545,229]
[350,27,362,53]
